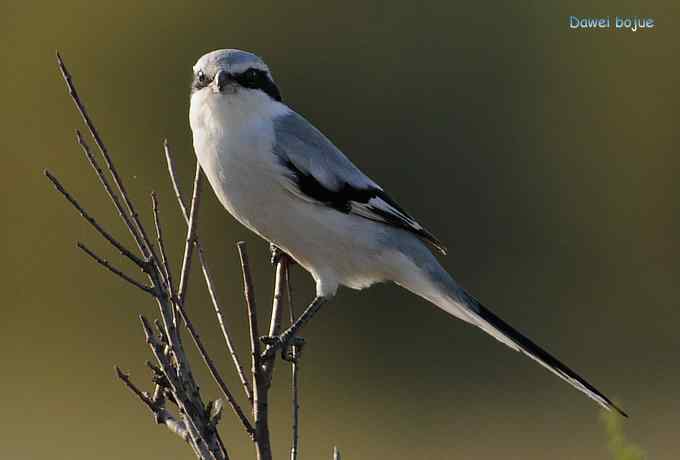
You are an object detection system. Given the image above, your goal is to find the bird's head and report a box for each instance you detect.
[191,49,282,104]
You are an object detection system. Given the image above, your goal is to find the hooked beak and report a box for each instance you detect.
[212,70,232,94]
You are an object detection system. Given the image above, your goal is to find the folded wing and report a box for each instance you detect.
[272,110,446,254]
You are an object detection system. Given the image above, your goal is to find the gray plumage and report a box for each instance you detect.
[189,49,626,417]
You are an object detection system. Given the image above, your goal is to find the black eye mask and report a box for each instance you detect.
[191,67,282,102]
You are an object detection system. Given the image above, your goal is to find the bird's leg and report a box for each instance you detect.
[260,296,327,360]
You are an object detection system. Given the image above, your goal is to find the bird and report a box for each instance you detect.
[189,48,626,417]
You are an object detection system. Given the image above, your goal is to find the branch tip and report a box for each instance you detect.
[114,365,125,378]
[77,241,155,295]
[140,315,154,339]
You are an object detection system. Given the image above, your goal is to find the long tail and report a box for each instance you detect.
[397,256,627,417]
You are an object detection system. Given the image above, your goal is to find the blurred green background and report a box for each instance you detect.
[3,1,678,459]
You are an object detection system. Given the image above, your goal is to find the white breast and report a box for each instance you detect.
[189,88,292,237]
[189,88,397,296]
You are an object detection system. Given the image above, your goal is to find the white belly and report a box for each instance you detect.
[190,92,398,295]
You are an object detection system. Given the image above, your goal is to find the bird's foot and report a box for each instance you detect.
[260,334,305,361]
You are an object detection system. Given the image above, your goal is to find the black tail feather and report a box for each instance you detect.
[462,292,628,418]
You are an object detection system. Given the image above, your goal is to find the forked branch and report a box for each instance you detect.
[50,51,341,460]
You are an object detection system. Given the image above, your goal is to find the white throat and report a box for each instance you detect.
[190,87,288,137]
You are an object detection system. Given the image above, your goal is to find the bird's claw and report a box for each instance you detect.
[260,335,281,346]
[282,336,305,362]
[260,334,305,361]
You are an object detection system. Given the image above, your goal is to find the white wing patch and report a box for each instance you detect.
[350,196,447,255]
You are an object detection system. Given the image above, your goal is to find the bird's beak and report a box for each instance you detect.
[212,70,232,94]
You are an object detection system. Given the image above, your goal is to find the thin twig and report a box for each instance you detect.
[214,433,229,460]
[57,52,161,271]
[44,170,147,269]
[169,174,254,437]
[151,191,174,297]
[164,139,189,221]
[290,352,301,460]
[162,158,254,436]
[115,366,190,443]
[76,130,151,269]
[333,446,341,460]
[140,318,221,460]
[77,242,155,295]
[165,143,253,403]
[263,258,288,380]
[115,366,155,408]
[238,242,273,460]
[238,243,262,376]
[199,242,254,403]
[251,254,292,460]
[268,258,287,341]
[174,296,256,438]
[287,269,296,331]
[287,266,300,460]
[139,317,218,460]
[176,162,202,308]
[53,55,238,460]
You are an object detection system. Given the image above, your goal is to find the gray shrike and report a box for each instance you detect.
[189,49,626,416]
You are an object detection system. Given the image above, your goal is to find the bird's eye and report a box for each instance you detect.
[244,69,258,83]
[197,70,207,83]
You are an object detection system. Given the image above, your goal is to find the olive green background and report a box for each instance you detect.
[3,1,678,459]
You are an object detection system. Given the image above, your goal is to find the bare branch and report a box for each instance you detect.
[176,162,202,308]
[151,191,174,297]
[52,53,347,460]
[268,258,287,341]
[263,254,290,381]
[175,297,256,438]
[333,446,341,460]
[54,55,264,460]
[115,366,155,408]
[164,154,255,437]
[116,362,223,460]
[57,52,161,270]
[76,130,151,265]
[199,242,254,403]
[290,355,300,460]
[287,267,300,460]
[169,184,255,437]
[165,142,253,403]
[286,266,296,327]
[238,242,276,460]
[164,139,189,221]
[254,255,292,460]
[77,242,155,295]
[139,316,222,460]
[115,366,191,443]
[238,242,262,378]
[44,169,147,269]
